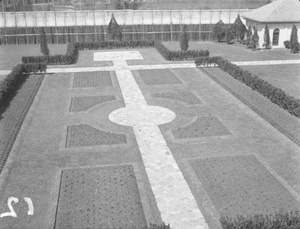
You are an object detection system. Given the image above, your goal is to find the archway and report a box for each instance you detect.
[272,28,280,46]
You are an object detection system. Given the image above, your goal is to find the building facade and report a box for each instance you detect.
[242,0,300,48]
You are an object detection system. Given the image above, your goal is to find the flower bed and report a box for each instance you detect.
[202,67,300,146]
[0,74,44,173]
[195,56,300,118]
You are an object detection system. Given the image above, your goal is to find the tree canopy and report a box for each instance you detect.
[212,20,226,42]
[107,14,122,41]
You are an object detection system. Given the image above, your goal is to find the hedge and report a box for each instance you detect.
[0,63,46,109]
[22,43,78,65]
[220,210,300,229]
[155,41,209,61]
[74,40,155,50]
[195,56,300,118]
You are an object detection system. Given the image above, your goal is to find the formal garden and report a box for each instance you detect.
[0,12,300,229]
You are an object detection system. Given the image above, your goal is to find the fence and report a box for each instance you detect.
[0,9,248,45]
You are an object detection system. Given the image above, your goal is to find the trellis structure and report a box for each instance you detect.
[0,9,247,45]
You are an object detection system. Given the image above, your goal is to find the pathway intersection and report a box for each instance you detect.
[0,49,300,229]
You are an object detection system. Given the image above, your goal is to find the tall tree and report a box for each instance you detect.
[179,24,189,51]
[246,25,252,45]
[40,27,50,56]
[290,24,299,54]
[233,14,247,42]
[212,20,226,42]
[251,27,259,50]
[107,14,122,41]
[225,25,235,44]
[263,24,271,49]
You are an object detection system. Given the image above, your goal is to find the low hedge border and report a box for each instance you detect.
[195,56,300,118]
[201,67,300,147]
[220,210,300,229]
[0,74,45,174]
[22,40,210,65]
[155,41,210,61]
[0,63,46,108]
[22,43,79,65]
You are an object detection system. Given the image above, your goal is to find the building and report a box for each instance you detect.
[242,0,300,48]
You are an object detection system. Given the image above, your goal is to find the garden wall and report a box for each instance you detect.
[0,9,247,44]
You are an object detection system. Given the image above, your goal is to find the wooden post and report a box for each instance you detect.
[24,12,29,45]
[170,10,172,42]
[199,10,201,41]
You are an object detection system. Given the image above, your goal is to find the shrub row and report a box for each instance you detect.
[0,63,46,108]
[154,41,209,61]
[220,210,300,229]
[74,40,155,50]
[195,56,300,118]
[22,43,78,65]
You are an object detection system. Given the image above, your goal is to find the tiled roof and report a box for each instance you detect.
[242,0,300,23]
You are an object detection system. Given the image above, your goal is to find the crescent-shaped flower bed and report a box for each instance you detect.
[0,65,45,173]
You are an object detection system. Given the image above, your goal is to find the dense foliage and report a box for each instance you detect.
[74,40,155,50]
[248,27,259,50]
[225,26,235,44]
[179,25,189,51]
[40,27,50,56]
[245,25,253,45]
[212,20,227,42]
[284,40,291,49]
[107,14,122,42]
[195,56,300,118]
[22,43,78,65]
[220,210,300,229]
[0,63,46,107]
[232,14,247,42]
[263,24,271,49]
[290,24,299,54]
[155,41,209,61]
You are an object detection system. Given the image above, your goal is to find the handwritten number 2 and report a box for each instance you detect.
[0,197,18,218]
[0,197,34,218]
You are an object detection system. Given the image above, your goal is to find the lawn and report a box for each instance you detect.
[162,41,300,62]
[0,44,67,70]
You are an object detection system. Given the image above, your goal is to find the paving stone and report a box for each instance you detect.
[70,95,116,112]
[73,71,112,88]
[172,116,230,139]
[66,124,126,148]
[151,91,201,105]
[138,69,182,85]
[190,155,300,218]
[54,165,147,229]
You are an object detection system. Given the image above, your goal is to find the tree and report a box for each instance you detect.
[245,25,253,46]
[212,20,226,42]
[233,14,247,42]
[114,0,123,9]
[179,24,189,51]
[40,27,50,56]
[107,14,122,41]
[290,24,299,54]
[225,26,235,44]
[263,24,271,49]
[249,27,259,50]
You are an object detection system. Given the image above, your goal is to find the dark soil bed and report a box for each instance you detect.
[0,74,44,174]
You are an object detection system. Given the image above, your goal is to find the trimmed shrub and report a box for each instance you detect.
[290,24,299,54]
[248,27,259,50]
[155,41,209,61]
[40,27,50,56]
[179,24,189,51]
[107,14,122,42]
[263,24,271,49]
[220,210,300,229]
[195,56,300,118]
[212,20,226,42]
[284,40,291,49]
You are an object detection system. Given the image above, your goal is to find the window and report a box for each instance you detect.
[272,28,280,46]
